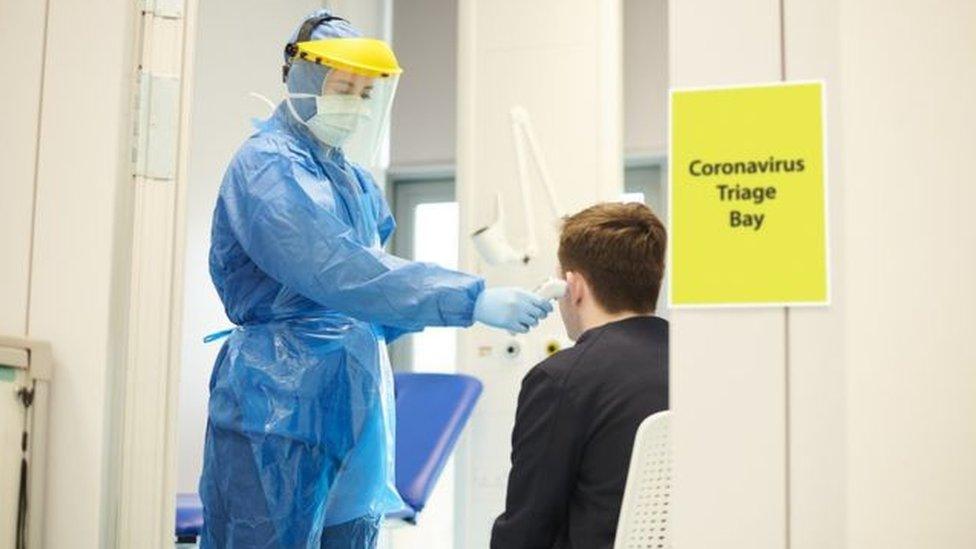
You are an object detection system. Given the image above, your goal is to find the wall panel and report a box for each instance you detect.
[455,1,623,546]
[26,0,137,545]
[782,0,848,546]
[669,1,789,547]
[0,0,48,336]
[839,2,976,547]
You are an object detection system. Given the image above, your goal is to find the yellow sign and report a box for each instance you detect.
[669,81,828,306]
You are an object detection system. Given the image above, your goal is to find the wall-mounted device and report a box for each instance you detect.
[471,106,568,266]
[471,194,527,265]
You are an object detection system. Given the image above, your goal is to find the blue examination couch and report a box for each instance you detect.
[176,372,483,542]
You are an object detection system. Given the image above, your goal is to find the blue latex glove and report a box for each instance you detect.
[473,287,553,334]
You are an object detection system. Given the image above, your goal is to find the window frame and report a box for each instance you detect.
[624,153,669,221]
[385,166,456,372]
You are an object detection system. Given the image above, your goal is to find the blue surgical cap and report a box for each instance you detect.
[285,9,363,120]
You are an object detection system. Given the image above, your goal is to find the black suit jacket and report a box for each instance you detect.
[491,316,669,549]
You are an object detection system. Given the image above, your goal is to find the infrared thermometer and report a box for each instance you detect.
[535,277,568,301]
[503,278,568,337]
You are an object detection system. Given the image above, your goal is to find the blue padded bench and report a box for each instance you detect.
[176,372,483,541]
[391,372,482,522]
[175,493,204,543]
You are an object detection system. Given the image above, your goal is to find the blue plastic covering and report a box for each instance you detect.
[176,493,204,539]
[285,9,362,124]
[393,373,483,518]
[198,10,485,548]
[180,373,483,537]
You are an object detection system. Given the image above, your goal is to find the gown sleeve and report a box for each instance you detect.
[220,142,484,331]
[357,165,423,342]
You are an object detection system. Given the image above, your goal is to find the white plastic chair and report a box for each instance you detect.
[614,410,672,549]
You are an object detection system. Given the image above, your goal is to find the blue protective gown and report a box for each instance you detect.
[199,102,484,547]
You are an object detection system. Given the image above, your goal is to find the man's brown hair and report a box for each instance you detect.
[558,202,667,313]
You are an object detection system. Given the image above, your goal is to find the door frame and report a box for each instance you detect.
[112,1,403,546]
[111,0,198,545]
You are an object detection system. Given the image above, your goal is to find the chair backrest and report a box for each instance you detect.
[394,372,483,516]
[614,410,672,549]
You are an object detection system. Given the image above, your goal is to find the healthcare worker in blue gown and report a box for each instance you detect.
[199,10,551,549]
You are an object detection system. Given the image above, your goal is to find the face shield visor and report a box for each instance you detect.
[284,38,402,166]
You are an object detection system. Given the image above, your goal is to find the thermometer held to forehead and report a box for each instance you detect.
[535,278,568,301]
[503,278,567,337]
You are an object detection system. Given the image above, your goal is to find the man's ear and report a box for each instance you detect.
[565,271,586,306]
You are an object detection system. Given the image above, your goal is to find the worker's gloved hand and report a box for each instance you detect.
[473,287,553,334]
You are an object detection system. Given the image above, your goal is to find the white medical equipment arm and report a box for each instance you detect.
[470,106,567,266]
[471,194,527,265]
[510,113,540,260]
[510,106,567,219]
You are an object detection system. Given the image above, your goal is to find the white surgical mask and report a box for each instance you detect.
[285,90,372,147]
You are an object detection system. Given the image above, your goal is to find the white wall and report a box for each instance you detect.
[668,2,848,547]
[0,0,46,339]
[670,1,976,548]
[389,0,457,167]
[0,4,47,533]
[328,0,389,39]
[455,1,623,547]
[391,0,665,169]
[176,0,323,493]
[623,0,668,156]
[669,2,789,547]
[838,2,976,546]
[783,0,848,546]
[0,0,139,546]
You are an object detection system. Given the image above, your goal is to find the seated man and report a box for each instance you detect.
[491,202,669,549]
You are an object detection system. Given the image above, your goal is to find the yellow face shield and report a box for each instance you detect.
[293,38,403,79]
[285,38,402,166]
